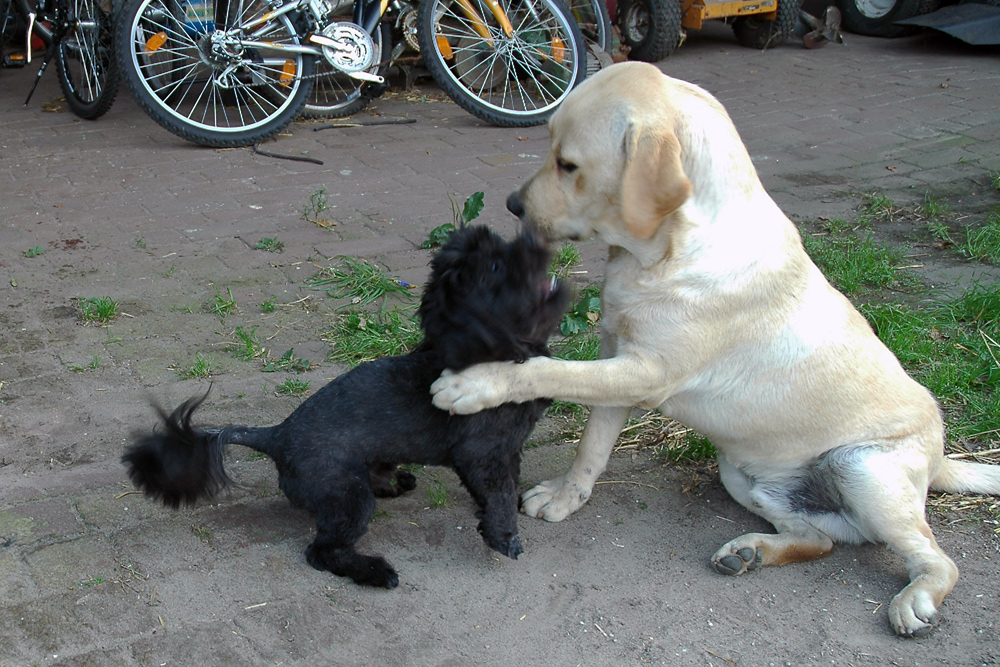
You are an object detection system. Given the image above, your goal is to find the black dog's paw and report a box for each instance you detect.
[396,469,417,493]
[306,543,399,589]
[478,522,523,560]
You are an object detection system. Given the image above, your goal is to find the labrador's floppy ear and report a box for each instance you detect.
[620,120,692,239]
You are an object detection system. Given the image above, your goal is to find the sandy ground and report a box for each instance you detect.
[2,21,1000,667]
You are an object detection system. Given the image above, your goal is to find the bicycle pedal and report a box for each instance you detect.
[365,81,390,99]
[3,52,28,68]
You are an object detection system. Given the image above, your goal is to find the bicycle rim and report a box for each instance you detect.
[420,0,586,126]
[56,0,119,119]
[120,0,311,144]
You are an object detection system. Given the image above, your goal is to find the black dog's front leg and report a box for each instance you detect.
[453,446,522,560]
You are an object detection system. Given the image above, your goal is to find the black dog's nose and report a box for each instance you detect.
[506,191,524,219]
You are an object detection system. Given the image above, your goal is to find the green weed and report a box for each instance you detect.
[421,191,485,248]
[559,284,601,336]
[260,296,277,313]
[323,309,422,367]
[209,287,237,320]
[255,237,285,253]
[302,187,333,226]
[229,326,265,361]
[989,170,1000,192]
[307,257,413,309]
[549,243,581,280]
[135,237,146,249]
[191,525,213,542]
[262,348,312,373]
[276,378,310,397]
[927,220,954,246]
[68,355,102,372]
[23,246,44,258]
[78,576,106,588]
[79,296,118,323]
[178,354,213,380]
[427,479,449,507]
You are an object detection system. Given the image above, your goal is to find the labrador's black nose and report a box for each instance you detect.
[506,191,524,218]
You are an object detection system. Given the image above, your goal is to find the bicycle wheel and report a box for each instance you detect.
[417,0,588,127]
[55,0,120,118]
[300,20,391,119]
[566,0,611,74]
[116,0,314,147]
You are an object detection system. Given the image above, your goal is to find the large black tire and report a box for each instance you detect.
[300,21,392,119]
[56,0,119,119]
[732,0,802,49]
[616,0,682,63]
[418,0,588,127]
[837,0,925,36]
[116,0,314,147]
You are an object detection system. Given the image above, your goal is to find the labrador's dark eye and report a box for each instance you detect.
[556,158,577,174]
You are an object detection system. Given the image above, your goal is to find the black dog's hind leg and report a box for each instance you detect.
[453,444,523,560]
[368,462,417,498]
[305,463,400,588]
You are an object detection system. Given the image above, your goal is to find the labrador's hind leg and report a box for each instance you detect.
[305,464,399,588]
[711,456,835,575]
[843,450,958,637]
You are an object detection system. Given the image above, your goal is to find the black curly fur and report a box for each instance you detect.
[122,225,569,589]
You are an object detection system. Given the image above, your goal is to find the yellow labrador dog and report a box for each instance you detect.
[432,61,1000,637]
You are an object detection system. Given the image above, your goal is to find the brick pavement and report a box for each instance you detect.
[1,22,1000,666]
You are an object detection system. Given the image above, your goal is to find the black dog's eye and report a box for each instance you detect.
[556,158,577,175]
[492,261,499,272]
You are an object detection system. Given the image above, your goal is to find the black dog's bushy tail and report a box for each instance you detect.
[123,391,232,509]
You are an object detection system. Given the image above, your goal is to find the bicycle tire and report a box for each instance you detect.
[300,20,391,119]
[116,0,314,147]
[417,0,588,127]
[566,0,611,75]
[56,0,119,119]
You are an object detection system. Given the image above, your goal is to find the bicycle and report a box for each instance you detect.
[115,0,591,146]
[1,0,119,118]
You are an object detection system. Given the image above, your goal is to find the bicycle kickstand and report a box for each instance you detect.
[23,12,58,106]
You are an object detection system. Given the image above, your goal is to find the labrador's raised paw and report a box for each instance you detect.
[520,475,592,522]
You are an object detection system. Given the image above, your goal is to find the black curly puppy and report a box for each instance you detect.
[122,225,568,589]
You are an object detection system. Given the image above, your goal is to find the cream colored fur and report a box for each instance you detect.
[432,62,1000,637]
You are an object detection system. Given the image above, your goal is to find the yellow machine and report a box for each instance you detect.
[615,0,802,60]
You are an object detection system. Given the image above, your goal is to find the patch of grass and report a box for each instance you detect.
[68,355,102,372]
[228,326,265,361]
[927,220,954,247]
[260,296,277,313]
[191,524,213,542]
[549,242,581,280]
[275,378,310,397]
[989,170,1000,192]
[918,192,950,221]
[23,245,44,258]
[961,212,1000,264]
[860,281,1000,440]
[801,232,911,297]
[160,264,176,278]
[254,237,285,253]
[427,479,449,507]
[208,287,237,320]
[177,354,213,380]
[307,257,413,309]
[323,309,423,367]
[552,331,601,362]
[135,237,146,248]
[859,190,900,223]
[78,296,118,324]
[262,348,311,373]
[78,576,106,588]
